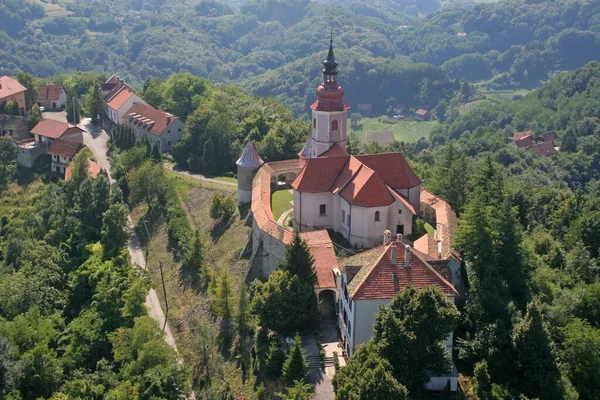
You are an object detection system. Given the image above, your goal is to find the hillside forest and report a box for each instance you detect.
[4,0,600,116]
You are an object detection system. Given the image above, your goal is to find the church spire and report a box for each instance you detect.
[322,31,338,83]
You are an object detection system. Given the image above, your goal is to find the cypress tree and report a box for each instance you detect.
[282,333,309,384]
[279,230,317,285]
[183,230,205,275]
[88,83,104,120]
[151,141,161,162]
[513,303,563,400]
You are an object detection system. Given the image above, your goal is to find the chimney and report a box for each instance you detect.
[390,244,397,265]
[383,230,392,246]
[396,233,403,242]
[404,245,411,268]
[166,115,171,126]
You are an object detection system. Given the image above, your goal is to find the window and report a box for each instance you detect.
[342,210,346,224]
[168,129,171,133]
[313,118,316,128]
[347,320,352,337]
[349,299,353,311]
[320,204,327,216]
[375,211,380,221]
[398,209,402,215]
[168,141,172,146]
[178,128,181,132]
[331,120,338,130]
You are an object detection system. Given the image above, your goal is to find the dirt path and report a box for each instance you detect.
[166,165,237,187]
[177,192,198,230]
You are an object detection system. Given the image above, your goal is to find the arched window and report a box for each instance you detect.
[375,211,380,221]
[331,120,338,131]
[313,118,316,128]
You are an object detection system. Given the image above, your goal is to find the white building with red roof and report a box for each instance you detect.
[122,102,184,153]
[37,84,66,111]
[103,78,146,124]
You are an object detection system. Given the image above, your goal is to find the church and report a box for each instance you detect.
[239,39,422,248]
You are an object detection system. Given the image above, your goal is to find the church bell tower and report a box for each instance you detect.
[301,37,349,159]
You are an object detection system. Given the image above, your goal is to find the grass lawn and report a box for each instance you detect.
[271,189,293,221]
[133,178,253,397]
[352,116,438,144]
[164,168,235,202]
[32,0,72,16]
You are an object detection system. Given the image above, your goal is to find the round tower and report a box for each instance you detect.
[308,37,350,157]
[237,141,264,206]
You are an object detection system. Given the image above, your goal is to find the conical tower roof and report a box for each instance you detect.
[236,140,264,167]
[298,136,312,159]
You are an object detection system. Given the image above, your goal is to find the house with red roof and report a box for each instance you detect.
[30,119,84,147]
[0,76,27,114]
[337,233,459,390]
[37,84,66,111]
[122,102,184,152]
[48,139,84,175]
[532,141,557,156]
[103,78,146,124]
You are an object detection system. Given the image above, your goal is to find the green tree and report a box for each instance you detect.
[16,71,37,108]
[202,138,217,175]
[66,90,81,124]
[278,230,317,285]
[87,83,104,120]
[473,360,492,399]
[372,285,459,395]
[562,127,578,153]
[333,342,409,400]
[128,161,167,210]
[0,136,18,188]
[512,303,563,400]
[276,380,313,400]
[282,333,308,384]
[151,141,161,163]
[264,340,286,379]
[101,203,131,258]
[183,230,205,275]
[560,319,600,400]
[27,104,43,130]
[577,282,600,326]
[210,192,236,222]
[0,337,21,395]
[429,144,470,213]
[251,270,318,336]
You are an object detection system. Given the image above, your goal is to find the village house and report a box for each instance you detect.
[532,141,557,156]
[102,77,146,124]
[30,119,84,147]
[415,107,430,121]
[122,102,184,152]
[337,232,459,391]
[0,76,27,114]
[541,131,560,146]
[513,130,533,149]
[37,84,67,111]
[0,114,30,141]
[48,139,84,175]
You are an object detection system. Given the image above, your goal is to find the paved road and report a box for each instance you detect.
[167,165,237,186]
[79,118,179,355]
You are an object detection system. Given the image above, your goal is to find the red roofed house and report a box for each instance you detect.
[415,107,430,120]
[30,119,84,147]
[103,80,146,124]
[37,84,67,111]
[338,233,459,390]
[48,139,84,175]
[513,130,533,149]
[541,131,560,146]
[122,102,184,153]
[65,159,102,180]
[532,141,557,156]
[0,76,27,114]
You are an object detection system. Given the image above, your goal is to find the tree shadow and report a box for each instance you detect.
[210,218,234,242]
[178,263,204,294]
[239,203,251,221]
[134,207,163,248]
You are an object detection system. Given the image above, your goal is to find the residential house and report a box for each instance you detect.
[122,102,184,152]
[513,130,533,149]
[357,103,372,116]
[0,114,30,141]
[532,142,557,156]
[337,233,459,390]
[104,84,146,124]
[101,75,121,98]
[65,159,102,180]
[541,131,560,146]
[30,119,84,147]
[48,139,84,175]
[415,108,430,120]
[37,85,67,111]
[0,76,27,114]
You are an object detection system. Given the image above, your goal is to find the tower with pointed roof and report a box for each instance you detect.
[237,141,264,205]
[301,37,350,159]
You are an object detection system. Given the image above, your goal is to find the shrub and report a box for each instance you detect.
[210,192,236,222]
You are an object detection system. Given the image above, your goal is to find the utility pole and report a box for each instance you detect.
[159,259,169,332]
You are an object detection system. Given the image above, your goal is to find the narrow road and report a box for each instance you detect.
[166,165,237,186]
[79,118,179,355]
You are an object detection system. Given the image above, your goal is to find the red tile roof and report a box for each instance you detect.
[541,131,559,143]
[302,230,337,289]
[107,87,135,111]
[415,108,429,116]
[513,130,532,141]
[47,139,84,158]
[514,136,533,149]
[320,143,349,158]
[38,85,64,101]
[65,159,102,180]
[124,102,179,136]
[292,156,349,193]
[30,120,84,139]
[343,242,458,300]
[532,142,557,156]
[354,152,421,189]
[0,76,26,100]
[339,166,395,207]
